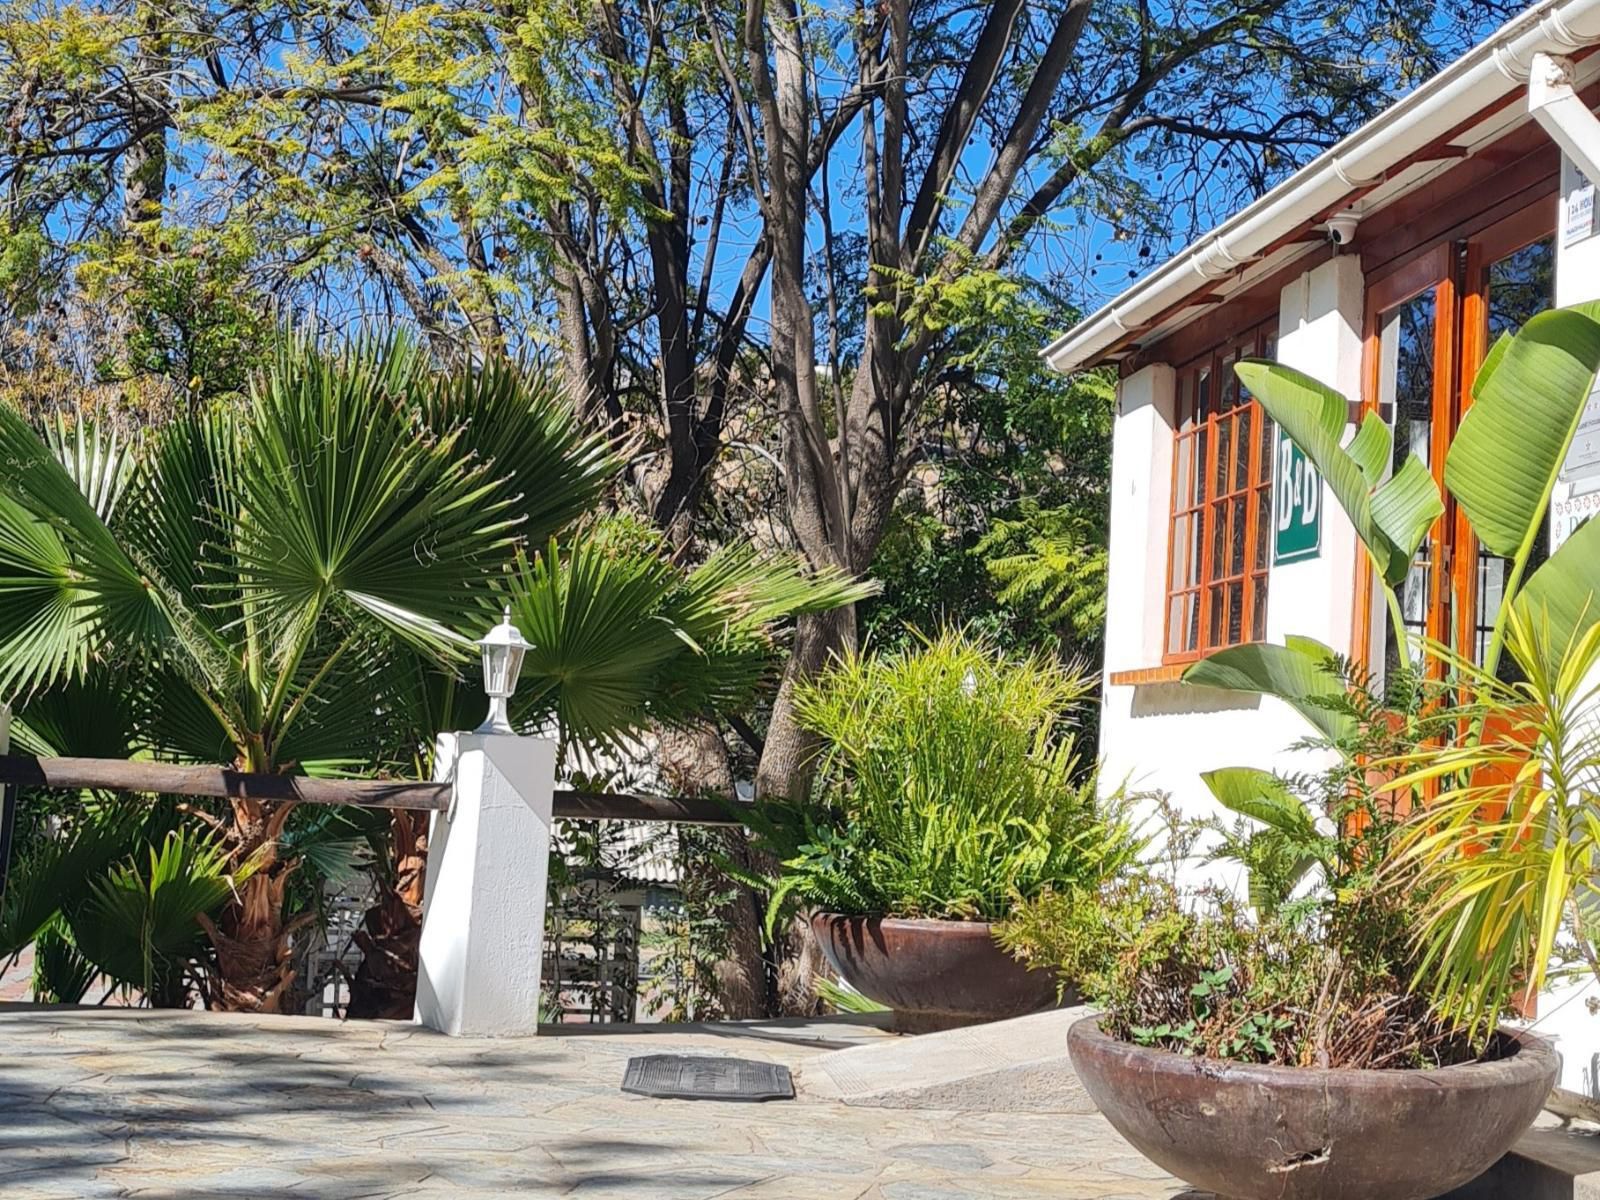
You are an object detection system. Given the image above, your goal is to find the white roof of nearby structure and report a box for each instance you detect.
[1043,0,1600,374]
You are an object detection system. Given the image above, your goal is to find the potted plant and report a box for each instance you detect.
[999,664,1557,1200]
[1009,304,1600,1199]
[743,630,1138,1031]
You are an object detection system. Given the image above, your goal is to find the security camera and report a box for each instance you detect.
[1325,211,1360,247]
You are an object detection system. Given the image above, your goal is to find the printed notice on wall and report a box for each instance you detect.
[1567,182,1598,247]
[1273,427,1321,565]
[1552,377,1600,554]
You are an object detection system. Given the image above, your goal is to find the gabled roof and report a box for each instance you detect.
[1043,0,1600,375]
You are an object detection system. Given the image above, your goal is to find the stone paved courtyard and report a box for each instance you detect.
[0,1004,1208,1199]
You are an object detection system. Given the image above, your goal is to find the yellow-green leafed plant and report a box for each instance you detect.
[1390,608,1600,1042]
[739,630,1140,930]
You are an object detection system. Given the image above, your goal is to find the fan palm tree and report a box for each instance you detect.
[0,333,865,1013]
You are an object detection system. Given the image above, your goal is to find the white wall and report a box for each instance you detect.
[1099,256,1365,887]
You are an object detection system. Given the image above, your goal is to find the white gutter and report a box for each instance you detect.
[1043,0,1600,375]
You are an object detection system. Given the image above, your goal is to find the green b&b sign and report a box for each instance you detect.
[1273,428,1321,565]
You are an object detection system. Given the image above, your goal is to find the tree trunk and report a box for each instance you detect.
[122,4,168,240]
[755,605,856,803]
[347,810,429,1019]
[197,799,309,1014]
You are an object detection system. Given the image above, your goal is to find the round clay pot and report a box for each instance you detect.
[810,912,1062,1033]
[1067,1015,1556,1200]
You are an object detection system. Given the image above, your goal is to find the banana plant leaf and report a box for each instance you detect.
[1201,766,1323,843]
[1235,360,1443,588]
[1182,635,1351,741]
[1514,512,1600,671]
[1445,306,1600,559]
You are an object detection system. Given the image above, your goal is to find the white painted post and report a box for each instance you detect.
[414,731,556,1037]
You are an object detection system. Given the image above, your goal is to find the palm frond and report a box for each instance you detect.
[508,529,872,748]
[0,805,145,956]
[232,334,514,665]
[41,415,136,523]
[29,918,96,1004]
[418,357,621,547]
[70,828,256,1005]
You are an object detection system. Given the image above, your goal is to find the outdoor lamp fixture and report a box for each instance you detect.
[475,606,531,735]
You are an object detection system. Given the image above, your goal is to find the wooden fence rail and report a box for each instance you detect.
[0,756,745,826]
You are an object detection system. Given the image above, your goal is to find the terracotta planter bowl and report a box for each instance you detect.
[1068,1015,1557,1200]
[810,912,1062,1033]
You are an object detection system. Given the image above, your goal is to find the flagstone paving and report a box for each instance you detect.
[0,946,34,1001]
[0,1004,1210,1199]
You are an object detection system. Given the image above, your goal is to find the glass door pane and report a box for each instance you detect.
[1469,235,1555,666]
[1378,289,1440,676]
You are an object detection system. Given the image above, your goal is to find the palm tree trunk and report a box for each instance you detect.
[347,811,429,1019]
[198,799,308,1013]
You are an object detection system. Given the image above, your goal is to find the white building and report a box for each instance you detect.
[1046,0,1600,1098]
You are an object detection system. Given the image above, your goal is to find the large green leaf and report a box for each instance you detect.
[41,415,136,523]
[1471,330,1513,401]
[1513,513,1600,667]
[234,336,515,662]
[1346,412,1392,488]
[507,528,871,747]
[1445,307,1600,558]
[1201,766,1321,841]
[0,808,145,956]
[1370,454,1444,570]
[0,409,173,697]
[70,829,249,1004]
[1183,636,1351,741]
[1236,360,1442,587]
[418,358,621,548]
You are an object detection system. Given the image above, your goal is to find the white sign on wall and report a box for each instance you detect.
[1552,377,1600,554]
[1567,182,1598,247]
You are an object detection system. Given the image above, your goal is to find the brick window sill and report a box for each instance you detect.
[1107,664,1190,687]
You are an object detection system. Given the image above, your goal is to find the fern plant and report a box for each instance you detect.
[977,504,1108,648]
[739,630,1138,932]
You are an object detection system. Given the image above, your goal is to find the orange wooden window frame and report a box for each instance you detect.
[1163,320,1277,665]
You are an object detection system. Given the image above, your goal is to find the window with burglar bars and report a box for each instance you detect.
[1165,321,1276,662]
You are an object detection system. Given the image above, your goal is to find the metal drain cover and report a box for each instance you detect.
[621,1054,795,1102]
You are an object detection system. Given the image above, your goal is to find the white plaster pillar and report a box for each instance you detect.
[415,732,556,1037]
[1266,254,1365,657]
[1101,363,1177,682]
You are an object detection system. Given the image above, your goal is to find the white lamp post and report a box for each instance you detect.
[418,607,555,1038]
[475,606,531,735]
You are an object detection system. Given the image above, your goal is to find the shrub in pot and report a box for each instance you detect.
[1005,301,1600,1198]
[1000,666,1557,1200]
[741,630,1138,1031]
